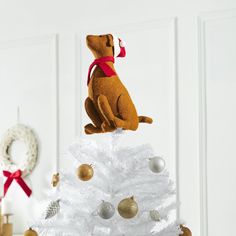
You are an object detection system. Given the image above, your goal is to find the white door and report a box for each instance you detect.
[0,1,235,235]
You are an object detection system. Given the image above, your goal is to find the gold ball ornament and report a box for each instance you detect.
[77,164,94,181]
[179,225,192,236]
[118,196,138,219]
[24,228,38,236]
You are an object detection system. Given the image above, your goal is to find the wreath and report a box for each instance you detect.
[0,124,38,178]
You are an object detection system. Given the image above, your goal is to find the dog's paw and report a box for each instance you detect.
[113,117,124,128]
[84,124,94,134]
[85,123,103,134]
[101,121,116,132]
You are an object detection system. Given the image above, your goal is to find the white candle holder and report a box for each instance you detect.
[0,197,13,236]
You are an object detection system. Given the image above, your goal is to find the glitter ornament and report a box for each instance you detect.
[51,173,60,187]
[150,210,161,221]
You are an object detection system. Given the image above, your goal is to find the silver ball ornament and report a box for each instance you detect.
[97,201,115,219]
[150,210,161,221]
[149,156,165,173]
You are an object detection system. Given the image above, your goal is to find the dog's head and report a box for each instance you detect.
[86,34,114,58]
[86,34,126,59]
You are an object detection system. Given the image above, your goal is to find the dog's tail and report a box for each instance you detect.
[138,116,153,124]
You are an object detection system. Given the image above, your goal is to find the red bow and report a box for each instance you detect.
[87,56,116,85]
[3,170,32,197]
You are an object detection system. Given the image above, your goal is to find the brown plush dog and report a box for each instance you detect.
[84,34,153,134]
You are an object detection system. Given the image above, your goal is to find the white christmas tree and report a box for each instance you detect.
[31,130,183,236]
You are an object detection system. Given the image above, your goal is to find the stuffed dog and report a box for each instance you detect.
[84,34,153,134]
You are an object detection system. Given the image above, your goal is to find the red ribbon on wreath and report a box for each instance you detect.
[3,170,32,197]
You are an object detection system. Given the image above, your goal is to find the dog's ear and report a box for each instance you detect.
[106,34,113,47]
[106,34,114,55]
[106,35,111,47]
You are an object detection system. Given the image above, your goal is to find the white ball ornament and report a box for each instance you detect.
[119,40,126,47]
[149,156,165,173]
[97,201,115,219]
[150,210,161,221]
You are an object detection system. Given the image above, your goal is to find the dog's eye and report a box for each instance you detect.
[99,35,102,37]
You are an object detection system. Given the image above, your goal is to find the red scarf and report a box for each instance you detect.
[87,56,116,85]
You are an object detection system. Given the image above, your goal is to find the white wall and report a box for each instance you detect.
[0,0,235,235]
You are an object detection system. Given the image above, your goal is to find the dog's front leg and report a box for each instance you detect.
[84,97,103,134]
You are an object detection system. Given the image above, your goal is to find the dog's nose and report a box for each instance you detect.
[86,35,94,47]
[86,35,92,42]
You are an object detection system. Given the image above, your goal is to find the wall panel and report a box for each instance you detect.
[199,10,236,236]
[0,35,59,233]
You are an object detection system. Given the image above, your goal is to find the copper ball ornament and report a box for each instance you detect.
[118,196,138,219]
[77,164,94,181]
[24,228,38,236]
[179,225,192,236]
